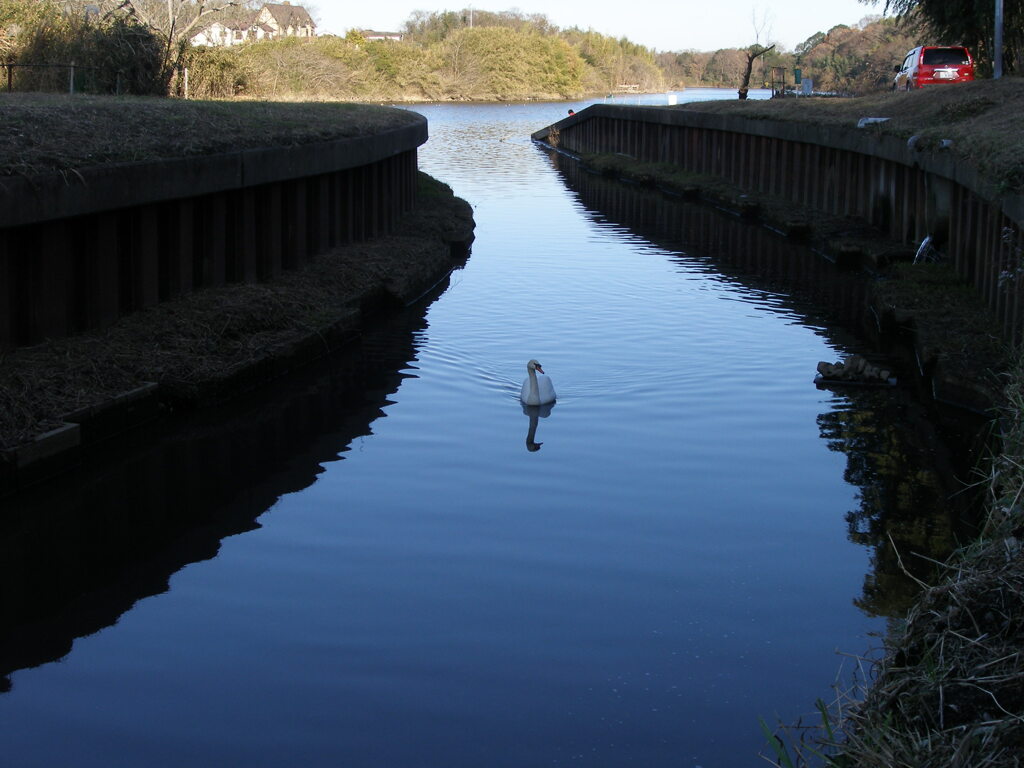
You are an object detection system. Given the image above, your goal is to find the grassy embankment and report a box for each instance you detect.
[650,81,1024,767]
[0,95,474,450]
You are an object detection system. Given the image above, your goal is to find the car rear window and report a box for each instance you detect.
[922,48,970,66]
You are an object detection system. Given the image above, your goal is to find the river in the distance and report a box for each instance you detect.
[0,90,977,766]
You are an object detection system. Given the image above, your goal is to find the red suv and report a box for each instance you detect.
[893,46,974,90]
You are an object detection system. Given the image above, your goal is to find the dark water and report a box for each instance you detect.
[0,91,979,767]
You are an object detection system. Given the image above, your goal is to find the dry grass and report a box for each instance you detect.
[0,93,419,177]
[762,362,1024,768]
[680,78,1024,193]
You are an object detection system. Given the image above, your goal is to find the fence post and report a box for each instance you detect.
[184,66,189,99]
[116,70,122,95]
[5,61,11,92]
[69,60,75,94]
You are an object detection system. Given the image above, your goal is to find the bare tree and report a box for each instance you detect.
[738,43,774,98]
[101,0,246,76]
[738,9,775,98]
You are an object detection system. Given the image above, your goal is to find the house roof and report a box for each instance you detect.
[191,8,257,36]
[262,3,316,29]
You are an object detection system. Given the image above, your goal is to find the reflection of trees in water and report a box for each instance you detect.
[817,392,983,619]
[544,148,989,621]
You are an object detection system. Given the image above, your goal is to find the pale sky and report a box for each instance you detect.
[308,0,885,53]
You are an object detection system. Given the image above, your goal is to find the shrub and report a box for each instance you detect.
[8,5,164,95]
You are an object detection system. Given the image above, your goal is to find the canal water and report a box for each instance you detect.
[0,91,974,766]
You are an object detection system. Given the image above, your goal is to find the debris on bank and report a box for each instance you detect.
[815,355,896,386]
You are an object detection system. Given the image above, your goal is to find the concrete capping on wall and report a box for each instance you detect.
[534,104,1022,229]
[0,115,427,229]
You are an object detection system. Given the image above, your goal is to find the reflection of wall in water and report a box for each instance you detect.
[818,392,986,618]
[0,299,432,683]
[550,152,988,620]
[553,154,873,334]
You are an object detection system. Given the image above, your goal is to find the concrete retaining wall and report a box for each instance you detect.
[0,115,427,349]
[533,105,1024,344]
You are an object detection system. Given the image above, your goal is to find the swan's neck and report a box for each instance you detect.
[527,368,539,397]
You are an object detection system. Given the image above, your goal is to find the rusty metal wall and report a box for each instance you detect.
[0,150,419,350]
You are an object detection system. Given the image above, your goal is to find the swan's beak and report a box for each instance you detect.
[535,364,545,374]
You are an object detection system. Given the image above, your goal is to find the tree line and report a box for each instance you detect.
[0,2,1019,100]
[661,16,924,95]
[182,8,666,100]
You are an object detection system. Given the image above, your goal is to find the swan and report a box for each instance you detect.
[520,359,556,406]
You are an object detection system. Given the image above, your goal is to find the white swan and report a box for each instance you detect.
[520,359,556,406]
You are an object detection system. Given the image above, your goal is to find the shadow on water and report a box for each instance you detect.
[0,278,454,690]
[546,149,993,620]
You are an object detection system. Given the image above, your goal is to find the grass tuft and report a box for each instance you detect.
[0,94,418,178]
[677,78,1024,194]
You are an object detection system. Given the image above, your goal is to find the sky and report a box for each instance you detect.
[307,0,886,53]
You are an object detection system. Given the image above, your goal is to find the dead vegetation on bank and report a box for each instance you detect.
[764,391,1024,767]
[0,173,473,450]
[0,94,418,177]
[839,508,1024,766]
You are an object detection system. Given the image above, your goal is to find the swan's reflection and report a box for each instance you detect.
[523,402,554,451]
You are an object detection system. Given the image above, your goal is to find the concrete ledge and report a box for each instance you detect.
[1,423,81,491]
[62,383,161,444]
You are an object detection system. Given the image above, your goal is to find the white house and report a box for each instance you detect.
[256,2,316,39]
[361,30,403,42]
[190,18,255,47]
[190,2,316,47]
